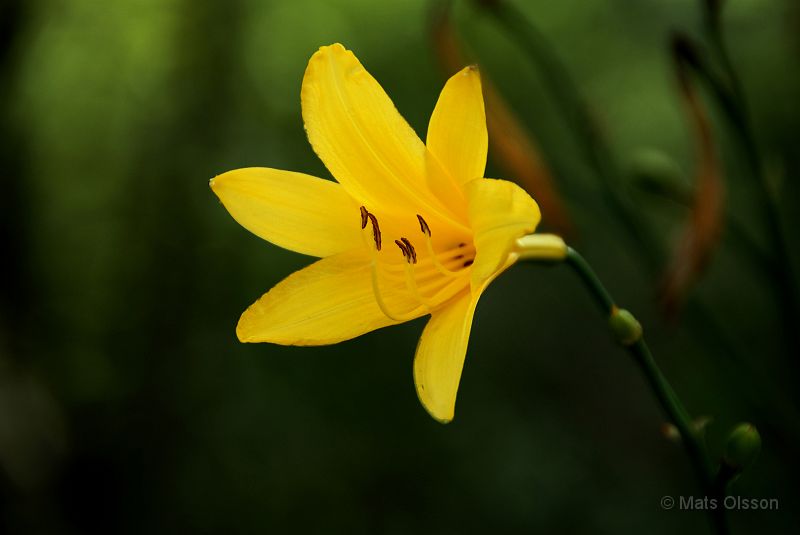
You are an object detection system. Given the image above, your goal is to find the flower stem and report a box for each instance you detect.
[562,246,728,534]
[562,246,614,312]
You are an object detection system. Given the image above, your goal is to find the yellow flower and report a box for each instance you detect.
[211,44,563,422]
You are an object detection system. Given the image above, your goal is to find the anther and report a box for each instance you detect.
[394,239,411,262]
[416,214,431,237]
[359,206,368,229]
[400,237,417,264]
[463,259,474,267]
[367,213,382,251]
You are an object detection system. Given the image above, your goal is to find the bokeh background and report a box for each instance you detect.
[1,0,798,533]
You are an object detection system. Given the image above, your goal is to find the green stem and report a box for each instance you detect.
[562,246,614,312]
[562,247,727,534]
[628,338,709,482]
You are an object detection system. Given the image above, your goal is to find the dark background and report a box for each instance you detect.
[1,0,798,533]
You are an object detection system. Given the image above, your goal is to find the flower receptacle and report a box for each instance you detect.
[514,233,567,261]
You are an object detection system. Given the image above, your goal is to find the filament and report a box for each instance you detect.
[404,260,432,312]
[416,214,466,277]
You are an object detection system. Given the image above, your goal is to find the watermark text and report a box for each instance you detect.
[660,495,779,511]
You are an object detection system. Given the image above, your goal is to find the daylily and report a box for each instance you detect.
[211,44,565,422]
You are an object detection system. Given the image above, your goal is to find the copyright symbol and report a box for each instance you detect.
[661,496,675,510]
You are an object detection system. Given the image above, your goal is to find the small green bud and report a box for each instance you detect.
[609,308,642,346]
[723,423,761,469]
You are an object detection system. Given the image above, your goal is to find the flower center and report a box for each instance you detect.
[359,207,474,321]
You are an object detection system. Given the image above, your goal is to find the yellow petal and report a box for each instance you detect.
[465,178,541,290]
[211,167,361,257]
[237,250,423,345]
[413,254,515,423]
[413,291,476,423]
[425,148,468,223]
[427,66,487,185]
[301,44,467,231]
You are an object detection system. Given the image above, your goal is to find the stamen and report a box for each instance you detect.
[400,237,417,264]
[391,237,431,310]
[367,213,382,251]
[368,261,419,322]
[358,208,473,321]
[463,259,474,267]
[381,244,476,275]
[403,261,432,311]
[359,216,418,322]
[418,222,461,277]
[416,214,431,237]
[370,247,470,315]
[394,239,411,262]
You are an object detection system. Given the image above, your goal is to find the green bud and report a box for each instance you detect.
[609,308,642,346]
[723,423,761,469]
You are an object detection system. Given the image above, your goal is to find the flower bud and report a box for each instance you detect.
[723,423,761,469]
[608,308,642,346]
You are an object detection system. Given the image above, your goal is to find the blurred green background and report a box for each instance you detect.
[1,0,798,533]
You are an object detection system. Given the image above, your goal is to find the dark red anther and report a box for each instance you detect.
[367,213,381,251]
[416,214,431,237]
[400,238,417,264]
[359,206,368,229]
[394,239,410,262]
